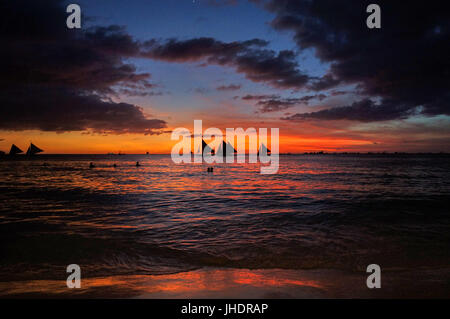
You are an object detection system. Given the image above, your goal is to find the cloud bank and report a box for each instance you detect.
[263,0,449,121]
[0,0,166,134]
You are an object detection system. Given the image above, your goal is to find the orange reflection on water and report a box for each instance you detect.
[85,268,324,295]
[0,268,325,298]
[232,271,322,289]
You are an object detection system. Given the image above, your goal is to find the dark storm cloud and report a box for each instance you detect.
[256,98,301,113]
[308,74,341,91]
[0,86,166,134]
[264,0,450,121]
[242,94,327,113]
[282,99,417,122]
[241,94,279,100]
[0,0,166,134]
[143,38,310,89]
[301,94,327,103]
[216,84,242,91]
[116,88,164,97]
[330,90,349,97]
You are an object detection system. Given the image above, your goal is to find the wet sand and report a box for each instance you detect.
[1,267,449,298]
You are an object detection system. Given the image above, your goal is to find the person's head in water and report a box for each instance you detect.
[136,161,141,167]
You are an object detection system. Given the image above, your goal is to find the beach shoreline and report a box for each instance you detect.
[1,267,449,299]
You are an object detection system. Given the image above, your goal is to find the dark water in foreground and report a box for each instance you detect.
[1,154,450,296]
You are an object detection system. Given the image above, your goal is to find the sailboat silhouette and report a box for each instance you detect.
[194,139,214,156]
[257,143,271,156]
[217,140,237,157]
[26,143,44,156]
[9,144,23,155]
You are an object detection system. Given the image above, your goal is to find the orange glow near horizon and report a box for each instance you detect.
[1,115,449,154]
[0,130,375,154]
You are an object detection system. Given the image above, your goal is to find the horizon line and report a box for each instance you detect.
[2,152,450,156]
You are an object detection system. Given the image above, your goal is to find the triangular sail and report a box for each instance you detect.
[202,139,214,155]
[257,143,271,156]
[26,143,43,156]
[9,144,23,155]
[217,141,237,157]
[198,139,234,156]
[227,142,237,154]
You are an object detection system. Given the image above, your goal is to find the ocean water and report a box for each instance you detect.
[1,154,450,295]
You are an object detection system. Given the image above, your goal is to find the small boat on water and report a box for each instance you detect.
[202,139,214,155]
[216,140,237,157]
[257,143,271,156]
[6,143,44,157]
[9,144,23,155]
[26,143,44,156]
[193,139,214,156]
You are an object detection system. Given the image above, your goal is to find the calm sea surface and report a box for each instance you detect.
[1,154,450,290]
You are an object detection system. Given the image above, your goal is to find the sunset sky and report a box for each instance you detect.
[1,0,449,154]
